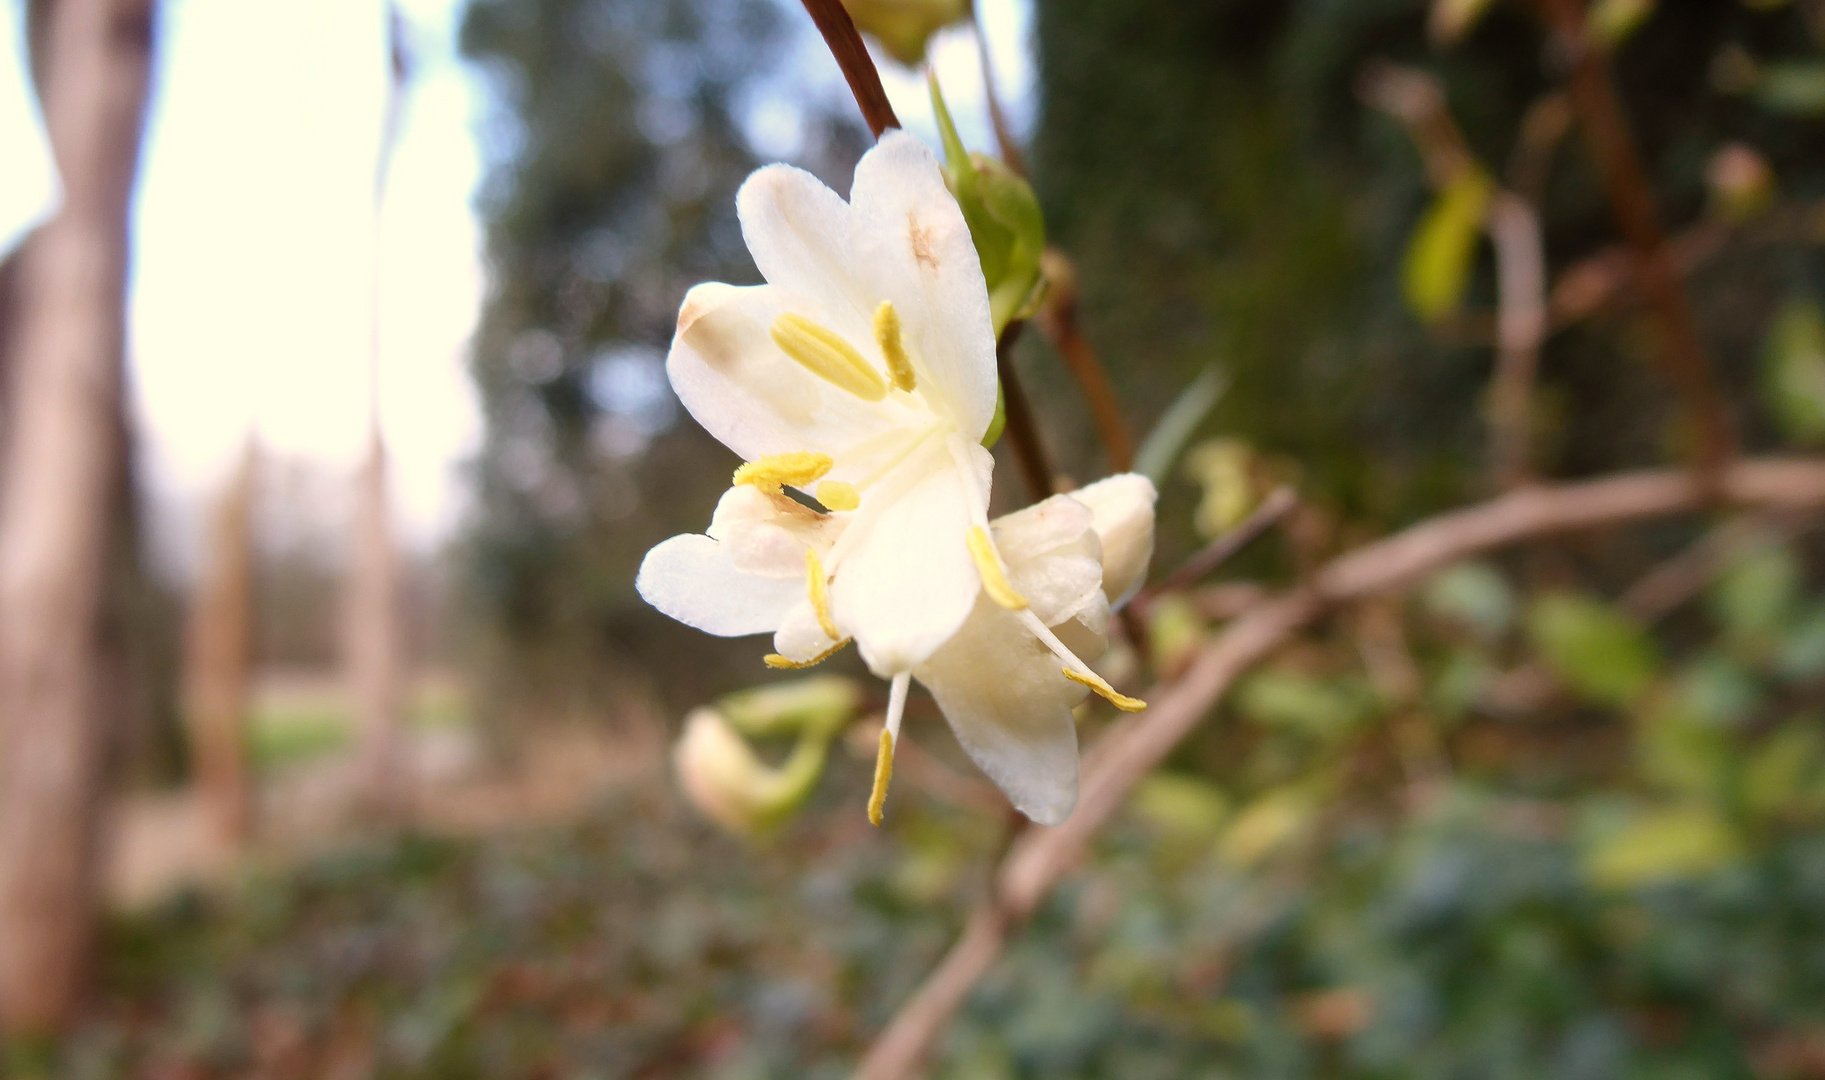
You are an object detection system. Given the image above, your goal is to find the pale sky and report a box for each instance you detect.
[1,0,1034,571]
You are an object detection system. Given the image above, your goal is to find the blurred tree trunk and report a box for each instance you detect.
[346,430,406,814]
[0,0,154,1035]
[182,443,257,852]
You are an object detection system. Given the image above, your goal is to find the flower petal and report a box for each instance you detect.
[708,485,845,578]
[669,282,894,462]
[850,130,998,440]
[773,600,842,663]
[736,164,877,347]
[1068,473,1158,607]
[830,440,991,674]
[636,533,805,637]
[993,493,1104,626]
[916,598,1084,825]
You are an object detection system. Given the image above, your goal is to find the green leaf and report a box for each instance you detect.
[1134,366,1229,486]
[1757,63,1825,116]
[1237,671,1375,741]
[1589,0,1657,45]
[1402,170,1492,324]
[1220,784,1321,866]
[840,0,969,67]
[1423,561,1515,640]
[1709,539,1800,649]
[928,75,1045,335]
[1583,804,1739,890]
[1527,592,1660,707]
[1744,718,1825,819]
[1129,773,1230,844]
[1762,297,1825,444]
[1776,603,1825,681]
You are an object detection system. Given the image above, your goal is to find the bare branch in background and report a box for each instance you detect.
[1486,192,1546,489]
[1535,0,1736,476]
[995,321,1056,499]
[972,7,1026,175]
[0,0,156,1034]
[1139,486,1299,604]
[798,0,900,138]
[1035,250,1136,473]
[858,456,1825,1078]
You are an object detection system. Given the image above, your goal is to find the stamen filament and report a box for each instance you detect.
[764,638,851,669]
[772,313,887,401]
[805,548,839,640]
[1017,608,1148,712]
[873,301,917,392]
[816,480,860,512]
[868,672,911,826]
[967,525,1028,610]
[733,451,832,495]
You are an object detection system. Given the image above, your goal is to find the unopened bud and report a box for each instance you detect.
[929,73,1046,334]
[1069,473,1157,607]
[719,675,862,740]
[841,0,968,67]
[673,707,830,838]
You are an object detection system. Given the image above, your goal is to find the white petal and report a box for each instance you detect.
[668,282,891,462]
[992,494,1105,626]
[773,600,841,663]
[1070,473,1158,607]
[849,131,999,440]
[708,485,845,578]
[830,441,991,674]
[736,165,877,347]
[916,597,1084,825]
[992,493,1095,564]
[636,534,804,637]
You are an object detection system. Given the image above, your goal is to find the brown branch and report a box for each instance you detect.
[1536,0,1735,475]
[995,320,1054,500]
[858,456,1825,1078]
[1486,192,1547,489]
[1035,250,1135,472]
[1139,486,1298,604]
[797,0,899,138]
[971,7,1026,175]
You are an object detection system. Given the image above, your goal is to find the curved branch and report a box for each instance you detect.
[857,457,1825,1080]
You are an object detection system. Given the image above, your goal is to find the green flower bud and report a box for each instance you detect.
[841,0,969,67]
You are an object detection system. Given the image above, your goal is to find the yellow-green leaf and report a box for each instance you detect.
[1402,170,1492,324]
[1583,804,1738,890]
[1763,297,1825,445]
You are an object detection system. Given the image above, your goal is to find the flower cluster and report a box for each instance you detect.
[638,132,1156,826]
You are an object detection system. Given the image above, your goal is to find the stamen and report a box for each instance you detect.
[1016,608,1148,713]
[772,313,887,401]
[805,548,839,640]
[873,301,917,392]
[868,672,911,826]
[867,728,894,826]
[966,525,1028,610]
[1061,667,1148,712]
[763,638,851,669]
[816,480,860,512]
[733,451,832,495]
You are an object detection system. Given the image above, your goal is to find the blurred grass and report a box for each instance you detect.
[246,670,473,771]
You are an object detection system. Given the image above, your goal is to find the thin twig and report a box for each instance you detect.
[1139,486,1299,604]
[1035,250,1135,472]
[856,456,1825,1079]
[971,5,1026,175]
[995,321,1054,500]
[797,0,899,138]
[1486,192,1547,489]
[1535,0,1735,475]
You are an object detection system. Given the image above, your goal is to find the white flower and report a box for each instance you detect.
[637,131,1153,825]
[915,474,1157,824]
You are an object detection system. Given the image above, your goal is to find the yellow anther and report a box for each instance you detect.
[806,548,839,640]
[732,451,832,495]
[873,301,917,392]
[772,313,887,401]
[763,638,851,669]
[1062,667,1147,712]
[867,727,895,826]
[966,526,1028,610]
[816,480,860,512]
